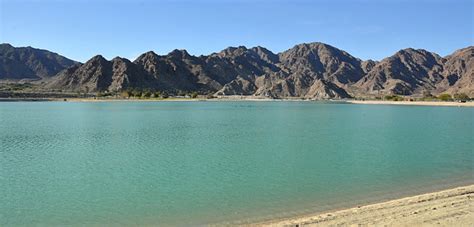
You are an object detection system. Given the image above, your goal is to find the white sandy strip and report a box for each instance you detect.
[258,185,474,227]
[348,100,474,107]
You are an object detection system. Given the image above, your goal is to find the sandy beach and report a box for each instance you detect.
[2,96,473,107]
[261,185,474,226]
[348,100,474,107]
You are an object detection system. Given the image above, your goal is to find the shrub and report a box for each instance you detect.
[132,90,142,97]
[96,92,107,97]
[177,90,186,96]
[453,93,470,101]
[384,95,403,101]
[120,91,130,98]
[422,90,433,98]
[142,91,152,98]
[438,94,452,101]
[206,93,216,99]
[191,92,198,98]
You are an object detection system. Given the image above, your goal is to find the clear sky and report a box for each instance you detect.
[1,0,472,62]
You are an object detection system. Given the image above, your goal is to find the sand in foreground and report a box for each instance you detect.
[261,185,473,226]
[349,100,474,107]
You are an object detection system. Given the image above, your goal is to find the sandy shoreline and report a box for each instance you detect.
[1,97,473,107]
[259,184,474,226]
[348,100,474,107]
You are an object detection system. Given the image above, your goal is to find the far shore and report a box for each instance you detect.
[1,96,473,107]
[259,184,474,226]
[0,96,309,102]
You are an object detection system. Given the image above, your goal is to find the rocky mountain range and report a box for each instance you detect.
[1,42,472,98]
[0,43,77,80]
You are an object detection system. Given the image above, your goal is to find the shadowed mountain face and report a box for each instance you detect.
[3,43,473,98]
[47,55,158,92]
[353,48,445,96]
[0,43,77,80]
[278,43,365,85]
[134,50,211,92]
[436,47,474,96]
[254,43,363,98]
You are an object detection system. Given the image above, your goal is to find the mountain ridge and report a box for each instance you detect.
[1,43,472,98]
[0,43,78,80]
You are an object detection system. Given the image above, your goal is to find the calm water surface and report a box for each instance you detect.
[1,101,473,225]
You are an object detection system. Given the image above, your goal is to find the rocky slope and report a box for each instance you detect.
[2,43,472,98]
[0,43,77,80]
[353,48,445,96]
[253,43,362,98]
[47,55,157,92]
[436,47,473,96]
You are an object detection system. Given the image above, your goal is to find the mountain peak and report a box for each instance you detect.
[357,47,446,96]
[398,48,423,55]
[0,43,14,49]
[134,51,160,63]
[111,56,132,64]
[0,43,77,79]
[226,46,248,51]
[216,46,250,58]
[88,55,108,63]
[251,46,271,52]
[143,50,158,57]
[444,46,473,58]
[168,49,191,58]
[250,46,279,63]
[292,42,335,50]
[2,43,472,98]
[395,48,443,60]
[283,42,347,58]
[391,48,443,62]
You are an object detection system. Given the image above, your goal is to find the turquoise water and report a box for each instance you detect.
[1,101,473,226]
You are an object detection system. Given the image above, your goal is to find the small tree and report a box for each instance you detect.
[422,90,433,98]
[152,91,161,98]
[438,94,452,101]
[177,90,186,96]
[120,91,130,98]
[206,94,215,99]
[132,90,142,97]
[453,93,469,101]
[96,91,108,97]
[191,91,198,98]
[384,95,403,101]
[142,91,152,98]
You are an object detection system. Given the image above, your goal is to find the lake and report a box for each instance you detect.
[1,101,473,225]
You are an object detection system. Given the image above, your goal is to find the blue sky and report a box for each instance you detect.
[1,0,472,62]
